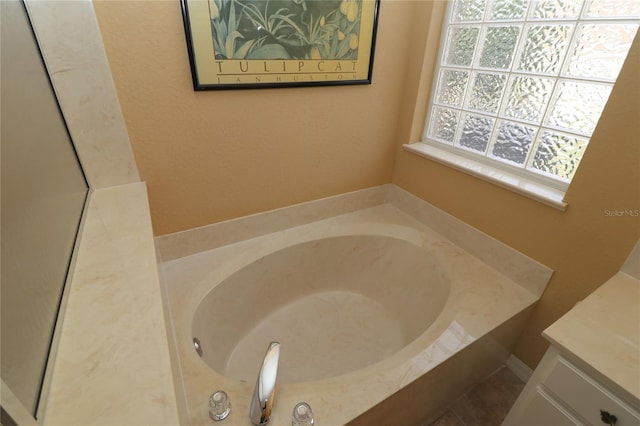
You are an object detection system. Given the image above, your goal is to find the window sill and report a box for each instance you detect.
[403,143,568,211]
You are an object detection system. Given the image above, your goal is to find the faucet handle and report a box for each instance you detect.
[250,342,281,425]
[292,402,314,426]
[208,390,231,421]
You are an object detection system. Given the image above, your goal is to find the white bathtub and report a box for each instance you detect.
[159,187,550,426]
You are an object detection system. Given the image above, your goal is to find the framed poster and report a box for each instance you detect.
[181,0,380,90]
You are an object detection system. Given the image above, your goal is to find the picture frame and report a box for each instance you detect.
[181,0,380,90]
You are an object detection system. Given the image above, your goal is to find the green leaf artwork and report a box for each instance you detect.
[208,0,363,60]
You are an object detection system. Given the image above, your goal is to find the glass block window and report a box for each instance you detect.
[424,0,639,186]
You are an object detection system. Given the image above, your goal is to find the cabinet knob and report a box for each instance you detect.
[600,410,617,425]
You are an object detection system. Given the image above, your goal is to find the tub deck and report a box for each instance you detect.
[159,191,550,426]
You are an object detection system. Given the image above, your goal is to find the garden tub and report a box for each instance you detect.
[160,202,541,425]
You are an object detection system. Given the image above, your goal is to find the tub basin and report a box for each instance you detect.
[192,235,450,384]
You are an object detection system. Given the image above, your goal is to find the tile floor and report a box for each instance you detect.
[422,366,526,426]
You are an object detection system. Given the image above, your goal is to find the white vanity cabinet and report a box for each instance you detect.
[503,271,640,426]
[504,346,640,425]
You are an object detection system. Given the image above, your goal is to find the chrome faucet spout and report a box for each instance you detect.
[250,342,280,425]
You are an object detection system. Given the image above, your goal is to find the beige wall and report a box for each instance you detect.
[93,0,414,236]
[94,0,639,368]
[392,3,640,367]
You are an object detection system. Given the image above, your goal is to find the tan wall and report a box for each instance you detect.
[392,3,640,367]
[93,0,414,236]
[95,0,639,368]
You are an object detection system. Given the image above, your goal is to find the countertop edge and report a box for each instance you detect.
[43,182,180,426]
[543,272,640,408]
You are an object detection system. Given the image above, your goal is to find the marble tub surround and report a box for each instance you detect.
[155,184,393,262]
[390,186,553,297]
[43,183,179,426]
[160,200,550,425]
[156,184,553,299]
[542,270,640,406]
[621,239,640,279]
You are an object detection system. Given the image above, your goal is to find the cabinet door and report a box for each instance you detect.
[518,388,583,426]
[545,357,640,426]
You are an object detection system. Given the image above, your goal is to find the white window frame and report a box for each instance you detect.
[404,0,639,210]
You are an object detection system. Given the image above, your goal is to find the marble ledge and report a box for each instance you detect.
[156,184,552,299]
[543,271,640,406]
[43,183,180,426]
[155,184,393,262]
[26,0,140,189]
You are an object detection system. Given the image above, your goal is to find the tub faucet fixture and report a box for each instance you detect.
[250,342,281,425]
